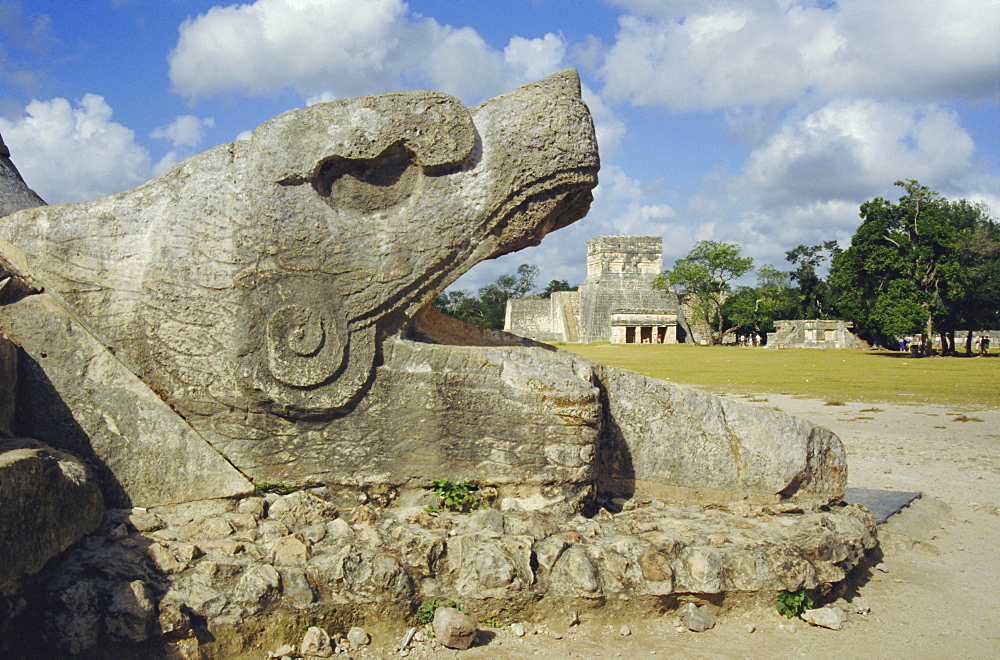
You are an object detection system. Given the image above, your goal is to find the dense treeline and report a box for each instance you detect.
[655,180,998,351]
[432,265,579,330]
[434,180,998,351]
[828,180,999,353]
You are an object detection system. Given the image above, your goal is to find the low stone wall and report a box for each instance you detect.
[953,330,1000,349]
[679,299,713,345]
[769,320,869,350]
[505,298,556,339]
[0,491,877,656]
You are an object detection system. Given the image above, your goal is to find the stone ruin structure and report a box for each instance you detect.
[0,133,44,217]
[769,319,870,350]
[0,71,877,655]
[505,235,692,344]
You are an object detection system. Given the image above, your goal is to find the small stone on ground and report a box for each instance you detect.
[432,607,477,650]
[300,626,333,657]
[347,626,370,648]
[678,603,715,632]
[802,607,848,630]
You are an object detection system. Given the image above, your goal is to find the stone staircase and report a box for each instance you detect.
[560,294,581,343]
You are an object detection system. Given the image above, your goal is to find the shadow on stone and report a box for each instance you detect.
[14,351,130,508]
[825,542,884,605]
[593,373,635,512]
[471,629,497,648]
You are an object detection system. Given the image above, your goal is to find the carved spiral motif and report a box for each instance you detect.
[265,304,343,387]
[238,272,372,411]
[273,305,325,357]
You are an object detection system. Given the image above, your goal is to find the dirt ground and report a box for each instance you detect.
[378,395,1000,660]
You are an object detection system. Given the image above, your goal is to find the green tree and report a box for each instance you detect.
[829,180,996,353]
[431,289,480,324]
[785,241,841,318]
[540,279,577,298]
[722,265,799,337]
[949,202,1000,352]
[653,240,754,345]
[491,264,540,300]
[432,264,539,330]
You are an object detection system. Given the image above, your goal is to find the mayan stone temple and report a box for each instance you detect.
[0,71,876,656]
[505,235,690,344]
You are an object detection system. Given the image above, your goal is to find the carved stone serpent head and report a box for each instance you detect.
[0,70,599,419]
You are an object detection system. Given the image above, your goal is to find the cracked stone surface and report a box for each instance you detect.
[0,70,845,509]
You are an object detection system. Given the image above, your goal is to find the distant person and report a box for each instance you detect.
[898,337,906,351]
[981,336,991,356]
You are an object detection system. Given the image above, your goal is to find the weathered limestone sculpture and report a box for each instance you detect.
[0,70,843,510]
[0,72,877,657]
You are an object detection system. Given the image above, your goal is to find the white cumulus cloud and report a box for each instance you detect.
[591,165,678,234]
[504,33,567,83]
[602,0,1000,110]
[703,98,990,269]
[422,24,506,101]
[0,94,152,204]
[168,0,575,105]
[151,114,215,148]
[166,0,612,171]
[169,0,410,100]
[581,84,626,155]
[736,99,977,207]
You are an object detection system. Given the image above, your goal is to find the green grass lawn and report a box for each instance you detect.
[552,343,1000,409]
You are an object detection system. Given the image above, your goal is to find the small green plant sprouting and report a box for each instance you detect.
[415,599,465,624]
[414,600,437,624]
[481,612,507,627]
[776,589,813,618]
[427,478,483,512]
[423,504,440,514]
[255,481,296,495]
[297,616,317,634]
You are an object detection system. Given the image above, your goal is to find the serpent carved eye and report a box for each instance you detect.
[313,142,418,213]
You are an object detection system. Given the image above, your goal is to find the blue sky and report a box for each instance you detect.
[2,0,998,291]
